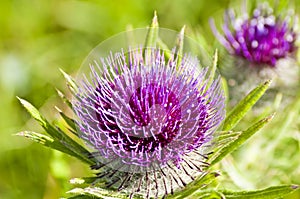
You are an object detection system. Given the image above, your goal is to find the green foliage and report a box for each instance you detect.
[17,97,95,165]
[222,80,272,131]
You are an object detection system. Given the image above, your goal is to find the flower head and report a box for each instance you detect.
[210,3,297,67]
[73,47,225,197]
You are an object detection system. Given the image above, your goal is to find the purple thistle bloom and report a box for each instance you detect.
[210,4,297,67]
[73,47,225,197]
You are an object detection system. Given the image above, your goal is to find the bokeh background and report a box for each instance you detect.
[1,0,299,198]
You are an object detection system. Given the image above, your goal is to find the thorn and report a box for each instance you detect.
[16,96,22,101]
[15,131,24,136]
[266,112,276,122]
[153,11,158,25]
[264,79,272,86]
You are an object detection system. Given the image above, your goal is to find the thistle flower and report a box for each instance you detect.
[73,47,225,198]
[210,3,297,67]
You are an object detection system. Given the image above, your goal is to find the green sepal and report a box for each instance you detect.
[222,80,272,131]
[210,113,275,166]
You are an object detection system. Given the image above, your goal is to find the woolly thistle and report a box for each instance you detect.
[72,40,225,197]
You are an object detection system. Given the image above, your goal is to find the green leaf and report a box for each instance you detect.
[17,97,95,165]
[222,80,272,131]
[16,131,86,161]
[221,185,299,199]
[17,97,47,127]
[210,113,275,166]
[169,172,220,199]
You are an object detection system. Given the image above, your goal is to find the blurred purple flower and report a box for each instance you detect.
[73,47,225,197]
[210,4,297,67]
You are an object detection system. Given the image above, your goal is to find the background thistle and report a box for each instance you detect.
[210,1,299,110]
[210,2,297,67]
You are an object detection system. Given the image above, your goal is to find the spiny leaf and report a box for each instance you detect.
[221,184,299,199]
[210,113,275,166]
[17,97,95,165]
[17,97,47,126]
[222,80,272,131]
[16,131,87,162]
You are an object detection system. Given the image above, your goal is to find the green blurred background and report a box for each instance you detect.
[0,0,299,198]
